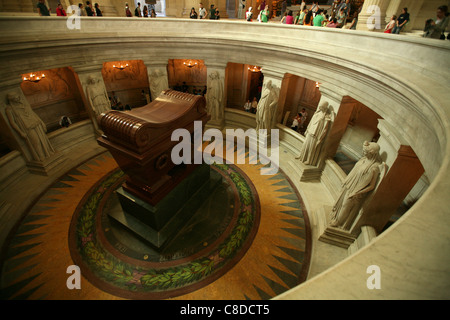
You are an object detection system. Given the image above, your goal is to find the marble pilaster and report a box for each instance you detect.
[356,0,390,31]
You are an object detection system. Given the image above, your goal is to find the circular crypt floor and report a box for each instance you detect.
[0,150,311,300]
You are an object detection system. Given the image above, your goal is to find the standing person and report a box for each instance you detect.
[338,0,351,16]
[190,7,198,19]
[125,3,132,17]
[300,0,306,13]
[208,4,216,20]
[56,3,66,16]
[135,2,141,17]
[143,5,148,17]
[215,9,220,20]
[198,3,207,19]
[94,3,102,16]
[37,0,51,16]
[310,1,319,17]
[392,8,409,34]
[85,1,95,16]
[150,8,156,17]
[246,6,253,21]
[78,3,86,16]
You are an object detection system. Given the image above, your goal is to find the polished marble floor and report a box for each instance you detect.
[0,148,311,300]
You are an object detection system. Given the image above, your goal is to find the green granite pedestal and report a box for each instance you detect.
[108,164,220,251]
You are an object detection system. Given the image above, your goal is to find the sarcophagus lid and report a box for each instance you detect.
[96,90,209,206]
[98,89,208,156]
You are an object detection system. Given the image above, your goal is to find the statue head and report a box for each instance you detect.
[210,71,220,80]
[318,101,329,112]
[362,141,380,158]
[87,76,97,84]
[6,92,22,104]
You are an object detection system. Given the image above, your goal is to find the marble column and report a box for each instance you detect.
[356,0,391,32]
[0,81,65,176]
[353,119,425,233]
[143,59,169,102]
[204,60,227,131]
[72,64,110,137]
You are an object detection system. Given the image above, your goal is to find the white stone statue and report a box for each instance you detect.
[86,76,110,117]
[255,80,279,131]
[206,71,224,121]
[296,101,332,166]
[149,69,169,101]
[5,92,55,162]
[329,141,382,230]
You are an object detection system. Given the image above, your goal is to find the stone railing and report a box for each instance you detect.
[0,16,449,299]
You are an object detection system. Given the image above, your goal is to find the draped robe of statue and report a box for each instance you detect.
[296,102,331,166]
[86,76,111,117]
[149,69,169,101]
[238,0,245,19]
[206,71,224,121]
[5,92,55,162]
[256,80,279,131]
[329,141,382,230]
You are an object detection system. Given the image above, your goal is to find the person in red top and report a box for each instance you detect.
[56,3,66,16]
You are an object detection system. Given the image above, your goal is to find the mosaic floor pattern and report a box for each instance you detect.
[0,150,311,300]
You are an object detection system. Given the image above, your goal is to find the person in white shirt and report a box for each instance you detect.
[244,100,251,112]
[198,3,207,19]
[291,113,301,131]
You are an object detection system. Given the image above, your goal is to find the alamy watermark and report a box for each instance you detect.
[366,265,381,289]
[366,5,381,30]
[171,121,279,176]
[66,5,81,30]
